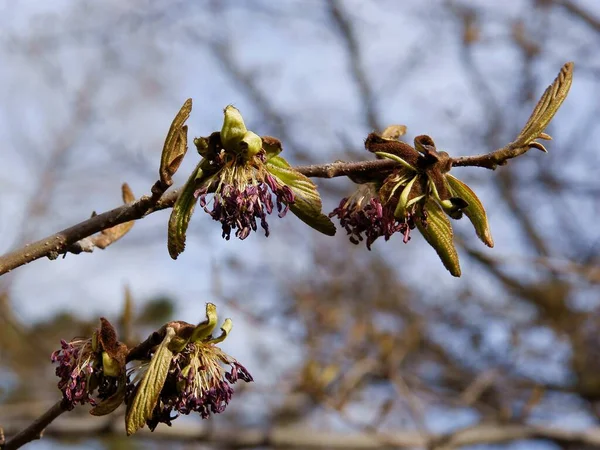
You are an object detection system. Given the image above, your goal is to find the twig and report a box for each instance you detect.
[450,143,530,169]
[1,400,68,450]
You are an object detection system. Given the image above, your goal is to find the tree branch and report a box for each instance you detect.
[0,143,551,277]
[1,400,68,450]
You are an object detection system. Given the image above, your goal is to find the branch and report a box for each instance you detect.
[1,400,68,450]
[0,144,560,277]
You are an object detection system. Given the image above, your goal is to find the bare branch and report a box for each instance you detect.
[1,400,68,450]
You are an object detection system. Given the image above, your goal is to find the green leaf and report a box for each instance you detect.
[190,303,218,343]
[208,318,232,344]
[167,162,203,259]
[160,99,192,186]
[446,174,494,248]
[240,131,262,158]
[416,200,461,277]
[90,375,126,416]
[125,327,175,435]
[267,160,336,236]
[515,62,573,149]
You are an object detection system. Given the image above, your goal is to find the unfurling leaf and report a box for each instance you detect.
[160,99,192,187]
[381,124,407,140]
[209,318,232,344]
[240,131,262,159]
[416,200,461,277]
[515,62,573,149]
[90,375,127,416]
[190,303,218,343]
[446,174,494,248]
[267,157,336,236]
[167,162,202,259]
[126,327,175,435]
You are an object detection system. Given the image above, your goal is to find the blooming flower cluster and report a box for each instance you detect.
[124,303,253,435]
[141,339,253,431]
[51,318,126,412]
[52,306,253,435]
[196,162,295,241]
[167,105,334,259]
[329,130,490,277]
[51,338,100,408]
[329,183,410,250]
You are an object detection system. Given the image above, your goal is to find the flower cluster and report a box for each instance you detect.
[125,303,253,435]
[330,130,490,277]
[167,105,334,259]
[329,184,410,250]
[51,338,100,409]
[196,166,295,240]
[51,318,127,412]
[142,340,252,430]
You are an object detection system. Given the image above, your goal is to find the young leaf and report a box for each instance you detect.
[446,174,494,247]
[125,327,175,435]
[267,159,336,236]
[416,200,461,277]
[190,303,218,343]
[90,375,127,416]
[160,99,192,186]
[515,62,573,148]
[167,162,202,259]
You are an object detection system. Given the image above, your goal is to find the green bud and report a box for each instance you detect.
[194,136,210,157]
[102,351,121,377]
[262,136,283,160]
[394,176,417,219]
[240,131,263,158]
[221,105,247,153]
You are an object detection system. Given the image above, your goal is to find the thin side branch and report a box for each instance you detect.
[2,400,68,450]
[450,143,530,169]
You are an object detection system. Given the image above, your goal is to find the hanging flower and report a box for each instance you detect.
[330,128,493,277]
[329,183,408,249]
[51,318,128,413]
[167,106,335,259]
[126,303,253,435]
